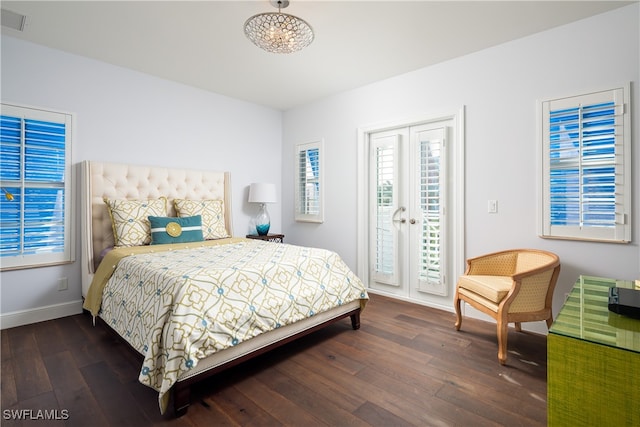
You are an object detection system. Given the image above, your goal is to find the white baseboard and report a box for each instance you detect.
[366,288,454,313]
[0,300,83,330]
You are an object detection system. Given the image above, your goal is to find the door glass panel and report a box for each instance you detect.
[376,144,394,275]
[370,134,400,286]
[414,127,446,295]
[420,133,441,283]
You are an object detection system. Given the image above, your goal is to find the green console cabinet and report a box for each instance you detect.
[548,276,640,426]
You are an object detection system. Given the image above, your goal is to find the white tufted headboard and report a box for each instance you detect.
[80,160,233,297]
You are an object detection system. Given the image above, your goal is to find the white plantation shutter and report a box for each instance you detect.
[0,103,74,269]
[540,85,630,242]
[295,140,323,222]
[370,133,400,286]
[414,127,445,294]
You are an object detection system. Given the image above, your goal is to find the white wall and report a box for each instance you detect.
[282,4,639,330]
[0,37,283,326]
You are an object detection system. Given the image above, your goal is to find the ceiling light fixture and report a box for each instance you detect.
[244,0,314,54]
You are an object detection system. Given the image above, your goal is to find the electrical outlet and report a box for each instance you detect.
[58,277,68,291]
[488,199,498,213]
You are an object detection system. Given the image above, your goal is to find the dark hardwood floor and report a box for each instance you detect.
[1,294,547,426]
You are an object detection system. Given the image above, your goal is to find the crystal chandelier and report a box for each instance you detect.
[244,0,314,54]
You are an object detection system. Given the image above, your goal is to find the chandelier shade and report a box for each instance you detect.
[244,1,314,54]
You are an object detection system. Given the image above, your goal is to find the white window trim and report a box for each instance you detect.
[0,103,75,270]
[295,139,324,223]
[537,84,631,243]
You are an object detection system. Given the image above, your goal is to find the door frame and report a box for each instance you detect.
[356,108,466,312]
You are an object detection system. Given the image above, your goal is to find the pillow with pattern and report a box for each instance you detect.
[174,199,229,240]
[148,215,204,244]
[104,197,167,247]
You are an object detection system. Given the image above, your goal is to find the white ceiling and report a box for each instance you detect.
[1,1,634,110]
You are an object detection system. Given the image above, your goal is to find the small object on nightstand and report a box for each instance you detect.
[246,233,284,243]
[248,183,277,235]
[609,286,640,319]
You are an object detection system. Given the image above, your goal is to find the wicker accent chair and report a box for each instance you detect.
[454,249,561,365]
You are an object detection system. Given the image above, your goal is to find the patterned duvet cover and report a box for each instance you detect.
[84,238,368,413]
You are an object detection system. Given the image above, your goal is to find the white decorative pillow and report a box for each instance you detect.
[104,197,167,247]
[174,199,229,240]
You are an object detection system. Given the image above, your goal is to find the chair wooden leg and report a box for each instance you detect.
[497,316,508,365]
[546,315,554,329]
[454,291,462,331]
[515,322,522,332]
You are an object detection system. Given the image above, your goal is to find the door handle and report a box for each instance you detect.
[409,218,416,224]
[392,206,406,224]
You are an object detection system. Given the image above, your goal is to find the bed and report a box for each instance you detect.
[80,160,368,416]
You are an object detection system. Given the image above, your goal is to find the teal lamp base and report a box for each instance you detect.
[255,203,270,236]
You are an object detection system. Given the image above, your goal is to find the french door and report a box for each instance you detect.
[368,121,450,302]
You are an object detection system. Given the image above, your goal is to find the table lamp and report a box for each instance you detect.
[248,183,277,235]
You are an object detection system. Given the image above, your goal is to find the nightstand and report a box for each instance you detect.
[246,233,284,243]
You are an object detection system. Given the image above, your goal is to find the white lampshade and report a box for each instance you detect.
[248,183,277,204]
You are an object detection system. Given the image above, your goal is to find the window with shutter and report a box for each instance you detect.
[295,140,323,223]
[0,103,74,269]
[539,85,631,243]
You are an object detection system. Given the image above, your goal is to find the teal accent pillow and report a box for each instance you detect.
[148,215,204,244]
